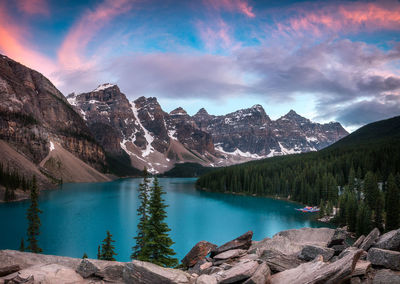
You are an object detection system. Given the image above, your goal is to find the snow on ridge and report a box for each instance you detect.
[215,146,266,159]
[278,142,302,155]
[306,136,318,142]
[93,83,115,92]
[131,103,154,157]
[49,141,55,152]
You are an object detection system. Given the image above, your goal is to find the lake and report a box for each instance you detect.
[0,178,331,261]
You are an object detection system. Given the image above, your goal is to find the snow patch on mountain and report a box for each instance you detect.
[131,103,154,157]
[216,146,266,159]
[93,83,115,92]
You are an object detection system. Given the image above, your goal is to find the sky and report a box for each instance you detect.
[1,0,400,131]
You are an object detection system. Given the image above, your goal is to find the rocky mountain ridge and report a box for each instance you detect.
[68,83,348,173]
[1,226,400,283]
[0,54,110,193]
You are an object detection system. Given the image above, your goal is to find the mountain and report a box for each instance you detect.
[0,53,348,184]
[69,83,348,173]
[0,54,110,191]
[196,115,400,205]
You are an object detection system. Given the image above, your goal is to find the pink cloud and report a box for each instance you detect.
[16,0,49,16]
[0,3,56,78]
[58,0,134,70]
[275,1,400,37]
[205,0,255,18]
[197,19,233,51]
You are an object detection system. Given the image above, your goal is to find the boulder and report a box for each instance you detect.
[331,244,348,256]
[182,241,217,267]
[5,263,84,284]
[360,228,380,251]
[270,249,363,284]
[216,260,259,284]
[0,265,20,277]
[248,238,271,255]
[338,247,359,259]
[259,249,303,272]
[202,266,222,275]
[298,245,335,262]
[258,228,336,257]
[243,262,271,284]
[353,235,365,248]
[96,263,125,282]
[351,259,371,278]
[123,260,192,284]
[76,258,99,278]
[373,269,400,283]
[211,231,253,257]
[213,249,247,260]
[367,248,400,271]
[328,229,347,247]
[196,274,217,284]
[373,229,400,251]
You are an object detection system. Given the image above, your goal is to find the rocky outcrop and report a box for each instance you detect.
[3,227,400,283]
[182,241,217,268]
[373,229,400,251]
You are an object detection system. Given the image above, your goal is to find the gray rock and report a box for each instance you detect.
[243,262,271,284]
[373,269,400,283]
[270,249,363,284]
[76,258,99,278]
[350,277,362,284]
[353,235,366,248]
[203,266,222,275]
[360,228,380,251]
[196,274,217,284]
[259,228,336,257]
[7,264,84,283]
[0,265,20,277]
[260,249,303,272]
[213,249,246,260]
[367,248,400,271]
[374,229,400,251]
[123,260,191,284]
[248,238,271,255]
[217,260,259,284]
[328,229,347,247]
[338,247,359,259]
[211,231,253,257]
[298,245,335,262]
[96,263,125,282]
[331,244,348,256]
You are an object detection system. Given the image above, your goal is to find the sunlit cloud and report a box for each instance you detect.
[274,1,400,37]
[58,0,134,70]
[0,3,56,79]
[16,0,49,16]
[204,0,255,18]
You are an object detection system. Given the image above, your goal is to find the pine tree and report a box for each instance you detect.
[373,192,384,232]
[131,168,150,260]
[100,231,117,261]
[356,202,373,236]
[386,174,400,231]
[97,245,101,259]
[26,175,42,253]
[141,177,178,267]
[364,172,379,211]
[82,252,88,259]
[19,238,25,252]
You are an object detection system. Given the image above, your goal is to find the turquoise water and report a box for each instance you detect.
[0,178,330,261]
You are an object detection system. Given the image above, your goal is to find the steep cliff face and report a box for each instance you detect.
[0,54,108,185]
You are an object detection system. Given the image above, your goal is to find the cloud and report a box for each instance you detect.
[16,0,49,16]
[204,0,255,18]
[273,0,400,37]
[0,3,56,78]
[58,0,134,70]
[196,19,234,51]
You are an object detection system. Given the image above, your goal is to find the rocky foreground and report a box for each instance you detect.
[1,227,400,283]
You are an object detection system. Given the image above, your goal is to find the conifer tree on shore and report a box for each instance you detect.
[131,168,150,260]
[26,175,42,253]
[100,231,117,261]
[19,238,24,252]
[141,177,178,267]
